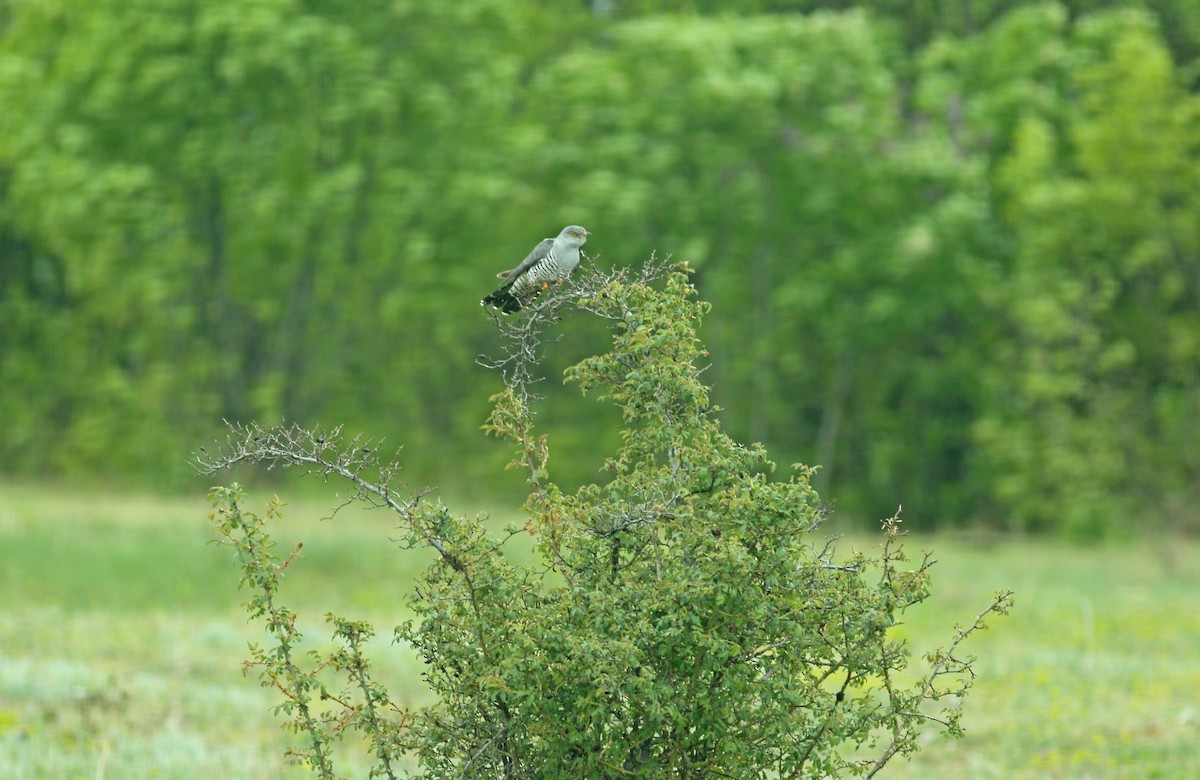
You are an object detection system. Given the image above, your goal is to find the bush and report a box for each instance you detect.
[198,259,1011,778]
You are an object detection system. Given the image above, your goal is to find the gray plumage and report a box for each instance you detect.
[482,225,590,313]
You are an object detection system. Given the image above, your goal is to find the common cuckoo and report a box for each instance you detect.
[481,226,590,314]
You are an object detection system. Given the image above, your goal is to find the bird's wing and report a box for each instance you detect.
[496,237,553,279]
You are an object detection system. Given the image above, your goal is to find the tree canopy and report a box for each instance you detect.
[2,0,1197,534]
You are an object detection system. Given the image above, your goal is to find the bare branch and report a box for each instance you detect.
[476,254,678,404]
[194,421,459,570]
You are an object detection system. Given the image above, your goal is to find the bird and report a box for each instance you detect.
[481,225,590,314]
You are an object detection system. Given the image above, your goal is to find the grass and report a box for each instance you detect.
[1,480,1198,778]
[892,536,1200,778]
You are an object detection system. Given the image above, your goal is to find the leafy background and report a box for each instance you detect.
[2,0,1198,536]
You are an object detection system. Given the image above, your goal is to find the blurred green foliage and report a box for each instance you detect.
[1,1,1197,534]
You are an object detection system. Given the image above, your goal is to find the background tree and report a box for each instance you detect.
[2,0,1197,535]
[919,6,1200,532]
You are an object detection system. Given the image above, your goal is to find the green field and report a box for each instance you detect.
[1,482,1197,779]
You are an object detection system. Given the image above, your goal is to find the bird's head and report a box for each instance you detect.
[559,225,590,246]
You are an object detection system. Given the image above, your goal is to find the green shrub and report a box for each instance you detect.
[199,259,1011,778]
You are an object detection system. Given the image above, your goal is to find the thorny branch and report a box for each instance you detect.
[864,574,1014,779]
[476,255,678,568]
[193,421,460,570]
[210,491,339,778]
[475,254,676,408]
[852,511,993,778]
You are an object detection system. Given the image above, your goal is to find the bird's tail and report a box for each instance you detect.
[481,285,523,314]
